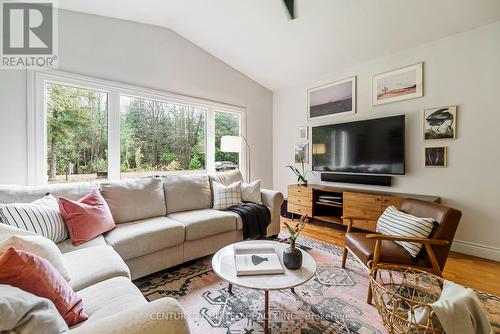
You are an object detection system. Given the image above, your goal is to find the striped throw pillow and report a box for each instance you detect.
[0,194,69,243]
[376,205,435,258]
[212,181,242,210]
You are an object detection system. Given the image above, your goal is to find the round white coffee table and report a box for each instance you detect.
[211,240,317,334]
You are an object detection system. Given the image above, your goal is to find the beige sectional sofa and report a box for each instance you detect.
[0,171,284,333]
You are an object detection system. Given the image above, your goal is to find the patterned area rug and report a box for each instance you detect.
[134,235,500,333]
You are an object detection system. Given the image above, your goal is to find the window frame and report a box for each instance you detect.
[27,69,246,185]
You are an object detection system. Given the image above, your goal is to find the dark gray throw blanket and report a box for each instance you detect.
[228,202,271,239]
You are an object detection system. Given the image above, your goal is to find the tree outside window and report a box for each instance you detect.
[120,96,206,178]
[46,83,108,183]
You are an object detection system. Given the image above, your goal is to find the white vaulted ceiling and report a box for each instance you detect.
[57,0,500,90]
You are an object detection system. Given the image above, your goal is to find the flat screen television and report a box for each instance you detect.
[312,115,405,175]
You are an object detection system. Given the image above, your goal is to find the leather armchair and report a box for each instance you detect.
[341,198,462,303]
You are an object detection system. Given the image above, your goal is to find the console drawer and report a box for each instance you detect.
[288,185,312,198]
[288,196,312,208]
[343,192,382,219]
[288,203,312,216]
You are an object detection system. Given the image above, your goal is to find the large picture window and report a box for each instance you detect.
[29,70,245,185]
[46,83,108,183]
[120,96,206,178]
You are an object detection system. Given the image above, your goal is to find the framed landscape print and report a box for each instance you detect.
[294,143,309,163]
[424,106,457,140]
[424,147,447,167]
[298,126,308,140]
[308,76,356,121]
[372,63,423,106]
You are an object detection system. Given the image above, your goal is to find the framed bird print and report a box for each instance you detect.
[424,106,457,140]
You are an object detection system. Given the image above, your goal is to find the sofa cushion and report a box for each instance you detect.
[0,194,69,243]
[0,223,36,240]
[75,276,146,324]
[58,190,116,246]
[104,217,184,261]
[0,284,69,334]
[0,247,88,326]
[57,235,107,254]
[0,235,71,282]
[223,211,243,230]
[100,178,166,224]
[162,174,212,214]
[209,170,244,186]
[168,209,237,241]
[0,183,98,204]
[212,181,242,210]
[241,179,263,204]
[63,245,130,291]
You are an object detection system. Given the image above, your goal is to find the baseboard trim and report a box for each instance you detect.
[451,240,500,261]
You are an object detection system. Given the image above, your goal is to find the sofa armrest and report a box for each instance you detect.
[68,298,190,334]
[261,188,284,237]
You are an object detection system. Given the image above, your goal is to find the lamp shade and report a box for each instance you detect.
[313,143,326,155]
[220,135,241,153]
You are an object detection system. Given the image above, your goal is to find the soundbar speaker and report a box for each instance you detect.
[321,173,392,186]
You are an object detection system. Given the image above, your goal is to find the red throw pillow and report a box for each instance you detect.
[59,190,116,246]
[0,247,88,326]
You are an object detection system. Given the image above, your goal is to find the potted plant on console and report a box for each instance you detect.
[287,155,313,186]
[282,215,308,269]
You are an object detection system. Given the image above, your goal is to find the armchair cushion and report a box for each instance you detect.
[377,205,435,257]
[345,232,428,267]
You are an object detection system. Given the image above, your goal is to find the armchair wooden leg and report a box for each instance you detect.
[367,279,374,304]
[367,240,381,305]
[341,247,348,268]
[366,267,377,304]
[424,243,443,277]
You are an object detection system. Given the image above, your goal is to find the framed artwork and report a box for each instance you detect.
[308,76,356,121]
[294,143,309,163]
[372,63,423,106]
[298,126,308,140]
[424,106,457,140]
[424,147,447,168]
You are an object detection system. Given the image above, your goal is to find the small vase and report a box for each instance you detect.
[298,180,308,187]
[283,244,302,270]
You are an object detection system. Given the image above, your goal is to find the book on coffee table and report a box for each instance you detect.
[233,244,284,276]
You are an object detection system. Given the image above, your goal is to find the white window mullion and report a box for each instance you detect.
[29,72,48,185]
[108,90,121,181]
[206,107,215,174]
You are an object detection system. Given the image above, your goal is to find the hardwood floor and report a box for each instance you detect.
[281,219,500,296]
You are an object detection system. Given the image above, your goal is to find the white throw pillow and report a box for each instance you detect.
[241,180,262,204]
[377,205,435,258]
[0,285,69,333]
[0,235,71,282]
[0,194,68,243]
[0,223,35,241]
[212,181,242,210]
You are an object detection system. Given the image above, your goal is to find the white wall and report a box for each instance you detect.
[273,21,500,260]
[0,10,273,187]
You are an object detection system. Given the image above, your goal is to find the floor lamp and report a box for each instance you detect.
[220,135,250,182]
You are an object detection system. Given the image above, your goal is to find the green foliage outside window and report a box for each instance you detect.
[46,84,241,183]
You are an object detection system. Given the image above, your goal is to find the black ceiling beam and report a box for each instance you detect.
[283,0,295,20]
